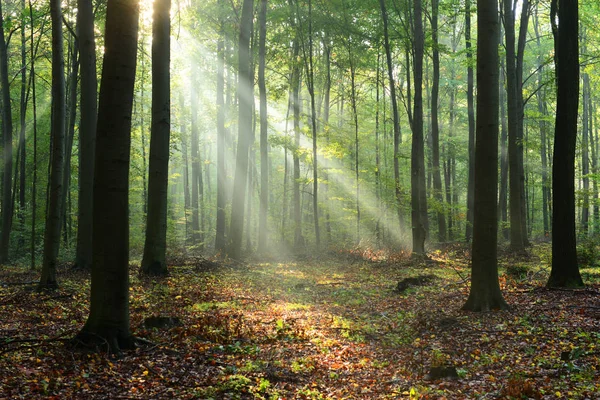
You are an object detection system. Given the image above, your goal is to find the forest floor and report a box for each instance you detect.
[1,242,600,399]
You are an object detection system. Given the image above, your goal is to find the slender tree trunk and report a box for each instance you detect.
[499,62,509,240]
[431,0,446,242]
[142,0,171,275]
[28,0,38,270]
[291,37,303,250]
[379,0,403,231]
[38,0,66,290]
[462,0,508,312]
[76,0,140,351]
[582,71,591,234]
[306,0,320,250]
[190,79,201,246]
[323,35,331,245]
[533,7,549,237]
[180,94,191,243]
[505,0,526,252]
[18,0,27,252]
[74,0,97,270]
[0,1,14,263]
[548,0,583,288]
[411,0,427,255]
[465,0,475,242]
[228,0,254,259]
[215,20,227,253]
[257,0,268,253]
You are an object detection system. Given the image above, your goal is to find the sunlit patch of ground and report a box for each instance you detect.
[1,243,599,399]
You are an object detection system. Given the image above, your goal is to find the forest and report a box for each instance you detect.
[1,0,600,398]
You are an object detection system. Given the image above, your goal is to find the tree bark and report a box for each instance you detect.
[462,0,508,312]
[76,0,139,352]
[465,0,475,242]
[430,0,446,242]
[74,0,97,270]
[142,0,171,275]
[411,0,427,255]
[228,0,254,259]
[38,0,66,290]
[215,20,227,253]
[548,0,584,288]
[257,0,268,253]
[0,1,14,263]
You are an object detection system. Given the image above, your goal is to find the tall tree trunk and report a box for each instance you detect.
[505,0,526,252]
[306,0,320,250]
[63,29,79,247]
[548,0,583,288]
[411,0,427,255]
[431,0,446,242]
[74,0,97,270]
[228,0,254,259]
[142,0,171,275]
[28,0,39,271]
[291,37,303,250]
[0,1,14,263]
[465,0,475,242]
[38,0,66,290]
[76,0,139,351]
[323,35,331,245]
[257,0,268,253]
[18,0,27,252]
[582,69,591,234]
[180,94,191,243]
[516,0,531,245]
[533,7,549,237]
[379,0,403,231]
[215,20,227,253]
[462,0,508,312]
[498,62,509,240]
[190,78,201,246]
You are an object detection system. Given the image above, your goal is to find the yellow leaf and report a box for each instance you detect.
[143,370,149,376]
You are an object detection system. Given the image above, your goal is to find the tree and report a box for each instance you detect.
[462,0,508,311]
[430,0,446,242]
[411,0,427,255]
[74,0,98,270]
[379,0,403,230]
[76,0,140,352]
[142,0,171,276]
[547,0,584,288]
[38,0,66,290]
[228,0,254,259]
[257,0,268,253]
[215,18,227,253]
[464,0,475,242]
[0,0,14,263]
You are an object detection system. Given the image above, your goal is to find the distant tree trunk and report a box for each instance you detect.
[306,0,320,250]
[379,0,403,231]
[38,0,66,290]
[74,0,97,270]
[349,52,360,244]
[582,71,591,234]
[462,0,508,312]
[533,7,549,236]
[62,30,79,247]
[228,0,254,259]
[465,0,475,242]
[291,37,303,249]
[0,1,14,263]
[28,1,39,271]
[257,0,268,253]
[215,20,227,253]
[516,0,530,246]
[431,0,446,242]
[190,78,201,246]
[498,62,509,240]
[323,35,332,245]
[411,0,427,255]
[504,0,526,252]
[76,0,139,352]
[548,0,583,288]
[18,0,27,252]
[180,94,191,243]
[142,0,171,276]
